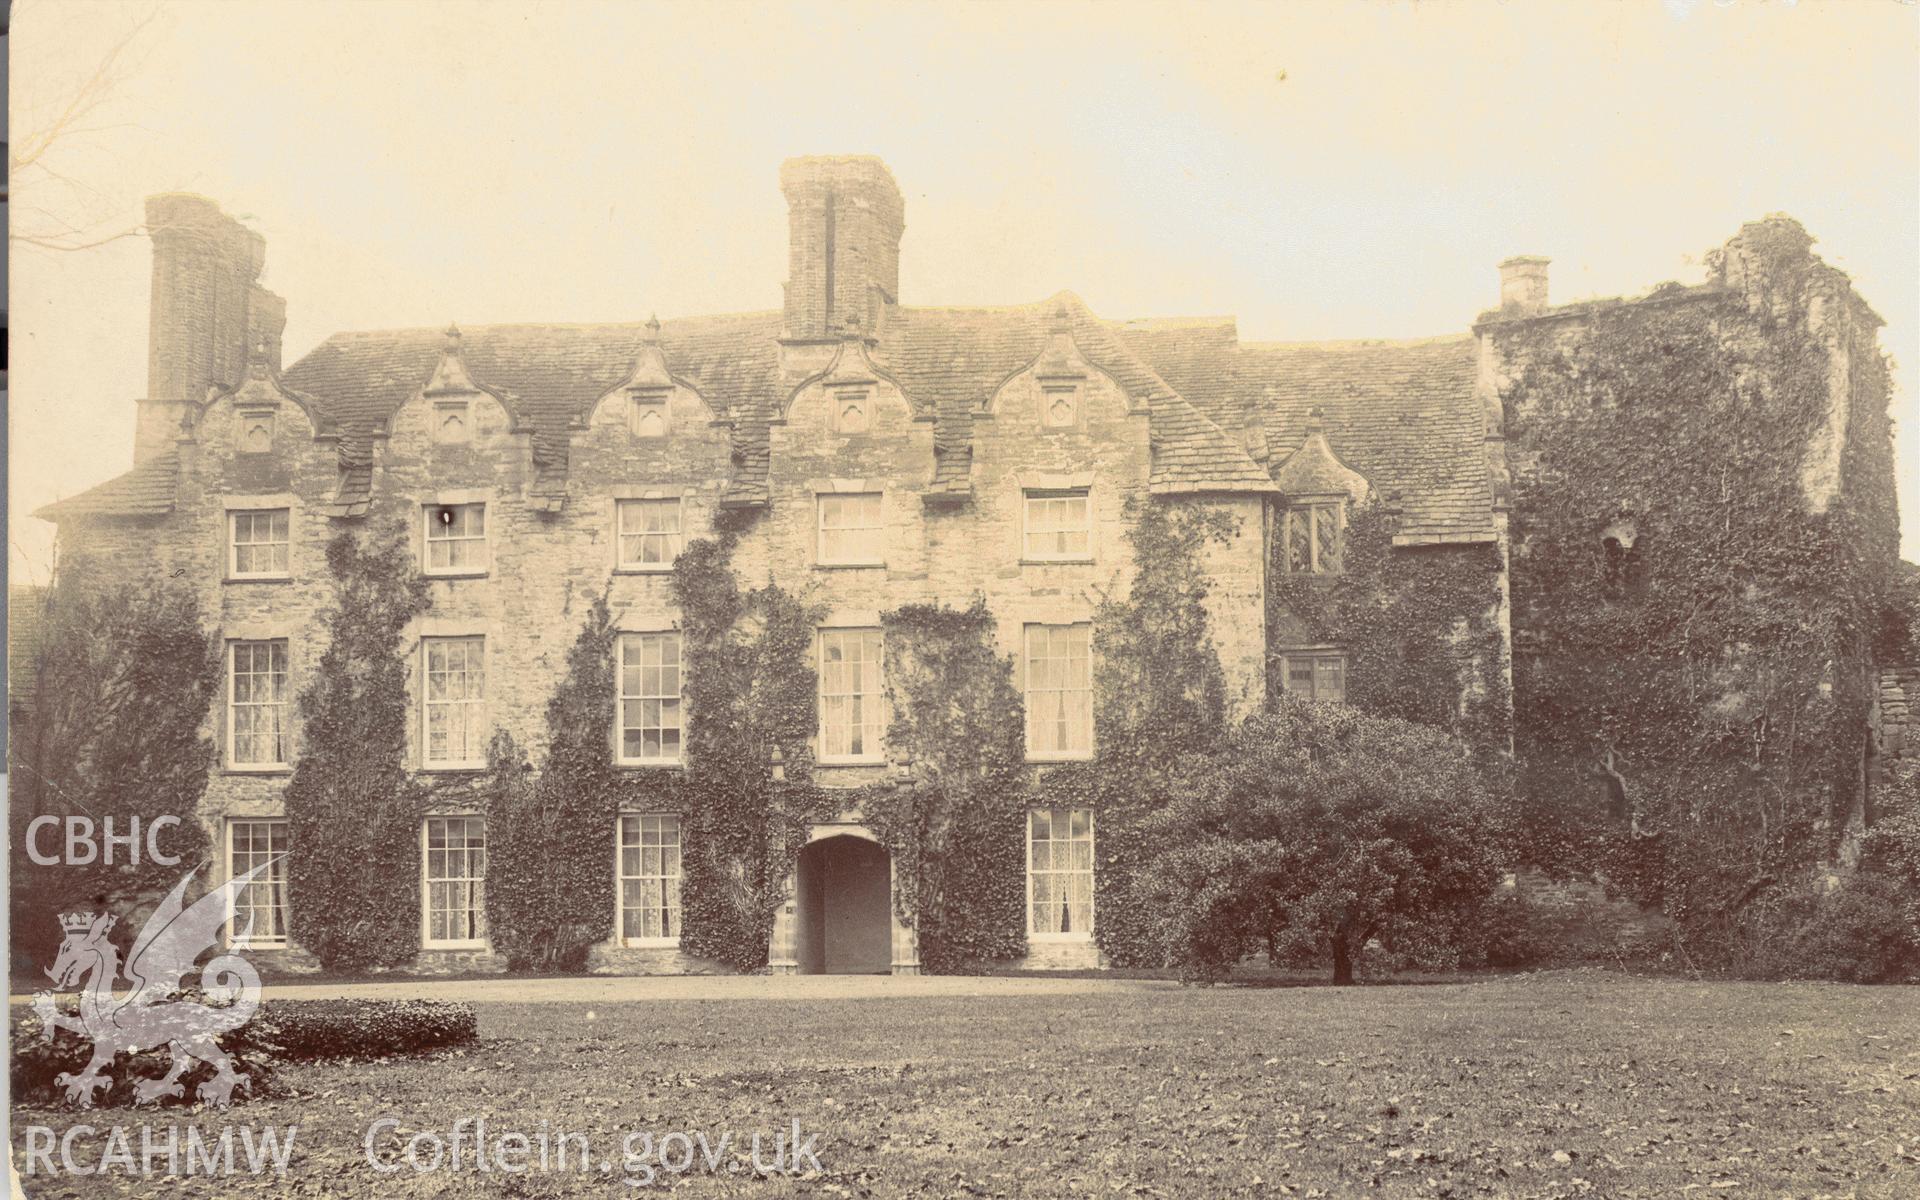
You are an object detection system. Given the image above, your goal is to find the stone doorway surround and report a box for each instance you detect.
[768,822,920,975]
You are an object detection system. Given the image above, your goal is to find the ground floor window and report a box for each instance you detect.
[619,813,682,945]
[422,816,487,948]
[227,819,288,947]
[1279,649,1347,703]
[1028,807,1093,939]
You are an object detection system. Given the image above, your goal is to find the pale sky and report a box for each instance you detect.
[10,0,1919,584]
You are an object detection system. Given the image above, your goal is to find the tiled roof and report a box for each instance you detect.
[1235,337,1495,543]
[33,450,180,520]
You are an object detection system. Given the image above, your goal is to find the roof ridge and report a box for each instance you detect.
[1240,333,1472,351]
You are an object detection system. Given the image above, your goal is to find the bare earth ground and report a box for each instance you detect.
[8,971,1918,1198]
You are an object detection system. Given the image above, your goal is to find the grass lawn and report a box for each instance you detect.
[9,972,1917,1197]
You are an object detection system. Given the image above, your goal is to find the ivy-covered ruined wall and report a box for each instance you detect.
[1266,504,1511,752]
[1483,217,1901,958]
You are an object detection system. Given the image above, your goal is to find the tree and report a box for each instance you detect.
[1141,696,1507,984]
[8,564,217,970]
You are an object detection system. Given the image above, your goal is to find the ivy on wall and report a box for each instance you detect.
[672,533,838,971]
[869,600,1029,973]
[283,524,434,972]
[1266,504,1511,753]
[1494,220,1901,962]
[481,593,638,970]
[1082,497,1238,967]
[9,567,218,967]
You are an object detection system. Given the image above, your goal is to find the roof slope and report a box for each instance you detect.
[34,450,180,520]
[40,304,1495,537]
[1236,337,1494,543]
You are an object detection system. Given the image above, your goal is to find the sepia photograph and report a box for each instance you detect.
[5,1,1918,1195]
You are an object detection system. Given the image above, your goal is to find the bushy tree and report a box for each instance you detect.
[1141,697,1507,984]
[9,567,217,970]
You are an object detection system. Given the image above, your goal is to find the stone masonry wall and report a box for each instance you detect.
[53,325,1271,975]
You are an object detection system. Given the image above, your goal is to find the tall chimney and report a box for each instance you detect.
[779,157,904,340]
[137,194,286,462]
[1497,255,1550,316]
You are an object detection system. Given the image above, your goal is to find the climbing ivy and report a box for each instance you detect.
[284,523,433,972]
[1492,219,1900,965]
[1267,503,1511,753]
[481,592,639,970]
[1083,497,1238,967]
[672,533,838,971]
[869,600,1029,973]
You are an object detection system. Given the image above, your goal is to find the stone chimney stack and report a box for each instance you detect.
[137,194,286,462]
[779,156,904,341]
[1497,255,1550,316]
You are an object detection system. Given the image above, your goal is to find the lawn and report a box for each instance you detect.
[9,972,1917,1197]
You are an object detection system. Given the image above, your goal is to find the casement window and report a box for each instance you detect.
[1025,623,1093,759]
[615,498,684,571]
[817,492,885,566]
[422,816,487,948]
[228,640,290,769]
[229,509,291,579]
[1281,501,1344,574]
[1023,489,1092,561]
[236,409,274,454]
[425,503,488,575]
[618,813,682,945]
[1279,650,1347,703]
[618,632,683,765]
[433,400,470,444]
[631,393,668,438]
[226,820,288,948]
[1041,383,1080,428]
[422,637,487,768]
[1028,807,1093,939]
[818,628,884,762]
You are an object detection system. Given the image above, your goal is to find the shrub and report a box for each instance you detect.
[8,998,476,1107]
[245,998,478,1060]
[1141,697,1508,984]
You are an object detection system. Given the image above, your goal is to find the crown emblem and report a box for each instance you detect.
[60,912,111,933]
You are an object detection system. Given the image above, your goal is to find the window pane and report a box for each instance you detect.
[1025,624,1091,755]
[618,813,682,941]
[423,638,486,764]
[618,634,683,762]
[818,494,884,563]
[819,629,883,757]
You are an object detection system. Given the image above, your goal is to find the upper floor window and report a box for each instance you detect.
[832,389,871,434]
[425,503,488,576]
[1023,490,1092,562]
[229,509,291,580]
[1279,649,1347,703]
[1025,623,1093,760]
[227,819,289,949]
[1029,807,1093,939]
[819,628,884,763]
[1041,383,1080,429]
[619,813,682,945]
[228,640,289,770]
[236,409,275,454]
[433,400,470,444]
[618,632,683,766]
[422,816,487,948]
[616,498,684,571]
[1282,501,1343,574]
[631,394,668,438]
[422,636,487,769]
[817,493,885,567]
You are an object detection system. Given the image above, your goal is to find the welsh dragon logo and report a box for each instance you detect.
[32,858,280,1108]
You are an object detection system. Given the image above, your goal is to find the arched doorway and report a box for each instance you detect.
[792,834,893,974]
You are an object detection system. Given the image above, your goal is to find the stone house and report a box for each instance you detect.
[33,156,1905,974]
